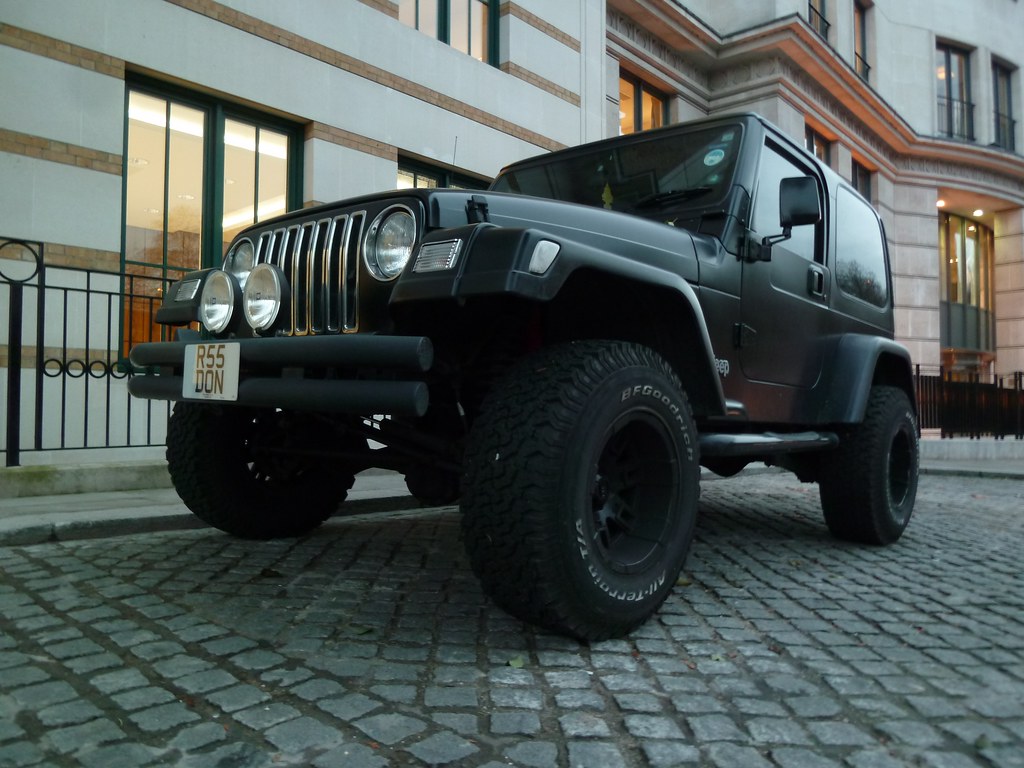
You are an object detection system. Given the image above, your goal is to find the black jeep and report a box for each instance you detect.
[129,112,919,641]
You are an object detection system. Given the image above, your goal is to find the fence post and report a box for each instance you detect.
[1,240,43,467]
[5,282,23,467]
[1017,372,1023,440]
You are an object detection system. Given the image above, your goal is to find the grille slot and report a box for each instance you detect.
[253,212,366,335]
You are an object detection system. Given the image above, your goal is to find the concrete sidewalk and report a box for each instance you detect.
[0,438,1020,546]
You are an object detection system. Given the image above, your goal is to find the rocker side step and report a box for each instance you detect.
[699,431,838,458]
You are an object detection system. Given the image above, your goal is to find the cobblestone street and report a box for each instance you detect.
[1,470,1022,767]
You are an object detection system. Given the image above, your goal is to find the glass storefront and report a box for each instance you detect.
[939,212,995,375]
[122,85,299,356]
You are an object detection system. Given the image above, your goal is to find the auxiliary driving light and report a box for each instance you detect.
[198,270,237,334]
[243,262,285,331]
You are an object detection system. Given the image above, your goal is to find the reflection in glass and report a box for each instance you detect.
[222,122,289,253]
[124,91,206,352]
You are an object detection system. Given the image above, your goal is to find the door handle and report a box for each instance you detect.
[807,266,826,297]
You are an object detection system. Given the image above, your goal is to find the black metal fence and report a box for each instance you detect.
[915,366,1024,439]
[2,237,1022,468]
[1,239,172,467]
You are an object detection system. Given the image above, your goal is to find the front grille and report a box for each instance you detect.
[255,212,366,335]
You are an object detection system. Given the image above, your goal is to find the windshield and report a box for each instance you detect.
[491,123,742,215]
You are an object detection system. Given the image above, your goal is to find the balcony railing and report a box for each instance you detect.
[808,2,830,39]
[994,110,1017,152]
[937,96,975,141]
[854,52,870,81]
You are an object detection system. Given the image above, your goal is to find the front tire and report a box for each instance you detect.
[461,341,700,641]
[819,386,919,545]
[166,403,355,539]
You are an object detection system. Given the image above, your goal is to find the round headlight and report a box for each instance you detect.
[243,263,285,331]
[199,270,237,334]
[365,207,415,281]
[224,238,255,286]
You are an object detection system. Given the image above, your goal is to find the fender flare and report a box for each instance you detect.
[815,334,917,424]
[393,224,727,417]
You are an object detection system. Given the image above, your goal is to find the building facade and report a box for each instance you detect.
[1,0,1023,461]
[606,0,1024,379]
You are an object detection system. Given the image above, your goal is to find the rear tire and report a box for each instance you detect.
[404,467,461,506]
[461,341,700,641]
[819,386,919,545]
[166,403,355,539]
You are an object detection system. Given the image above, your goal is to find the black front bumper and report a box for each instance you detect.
[128,334,433,417]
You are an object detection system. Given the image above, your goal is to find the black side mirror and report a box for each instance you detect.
[757,176,821,261]
[779,176,821,228]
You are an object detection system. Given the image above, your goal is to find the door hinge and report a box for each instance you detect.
[466,194,489,224]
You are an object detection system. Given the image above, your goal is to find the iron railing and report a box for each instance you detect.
[1,238,172,467]
[807,2,830,39]
[916,366,1024,439]
[938,96,975,141]
[3,237,1022,470]
[994,110,1016,152]
[854,52,870,81]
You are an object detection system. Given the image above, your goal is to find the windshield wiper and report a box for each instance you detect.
[634,186,714,209]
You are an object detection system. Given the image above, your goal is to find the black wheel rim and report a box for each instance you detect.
[587,413,678,574]
[887,426,913,510]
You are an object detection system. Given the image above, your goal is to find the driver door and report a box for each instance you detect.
[739,141,829,388]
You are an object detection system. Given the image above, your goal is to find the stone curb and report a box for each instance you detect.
[0,495,417,548]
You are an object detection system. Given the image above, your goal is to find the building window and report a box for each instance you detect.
[619,75,666,135]
[397,160,488,190]
[936,44,974,141]
[853,1,870,81]
[804,125,832,165]
[939,212,995,368]
[993,62,1016,152]
[808,0,830,39]
[398,0,496,64]
[851,160,872,199]
[123,81,301,354]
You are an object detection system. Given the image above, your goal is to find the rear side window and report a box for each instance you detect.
[835,188,888,307]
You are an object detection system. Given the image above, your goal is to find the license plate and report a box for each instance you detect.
[183,342,240,401]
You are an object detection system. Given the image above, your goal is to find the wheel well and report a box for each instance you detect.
[393,271,723,421]
[535,269,721,418]
[872,351,918,414]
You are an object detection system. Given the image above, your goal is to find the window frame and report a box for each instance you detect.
[397,158,489,190]
[939,211,996,357]
[853,1,870,81]
[804,125,832,166]
[618,73,667,135]
[399,0,499,65]
[936,42,975,141]
[851,159,872,200]
[123,76,303,274]
[120,76,303,356]
[808,0,830,40]
[993,61,1016,152]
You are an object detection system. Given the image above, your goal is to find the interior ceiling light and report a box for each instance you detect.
[973,209,984,217]
[936,199,946,207]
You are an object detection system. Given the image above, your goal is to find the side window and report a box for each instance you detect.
[752,144,819,261]
[835,187,889,307]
